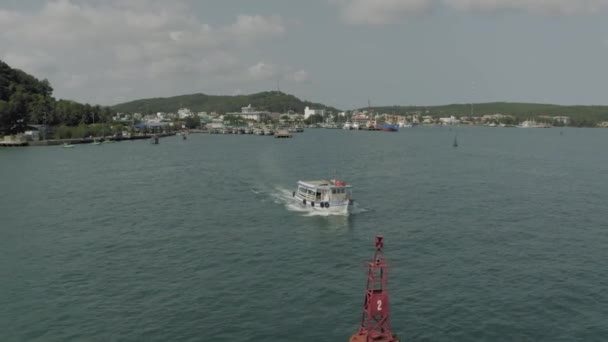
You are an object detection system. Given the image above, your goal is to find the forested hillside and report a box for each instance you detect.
[112,91,340,114]
[0,59,112,134]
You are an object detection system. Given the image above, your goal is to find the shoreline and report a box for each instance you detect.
[0,133,175,147]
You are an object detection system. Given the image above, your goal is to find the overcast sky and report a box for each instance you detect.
[1,0,608,109]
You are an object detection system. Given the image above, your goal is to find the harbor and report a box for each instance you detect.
[3,1,608,340]
[2,126,607,341]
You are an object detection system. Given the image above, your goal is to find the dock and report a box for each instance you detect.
[1,133,176,147]
[0,140,28,147]
[0,135,28,147]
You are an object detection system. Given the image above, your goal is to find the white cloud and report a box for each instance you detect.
[332,0,608,25]
[0,0,300,104]
[286,70,309,83]
[247,62,279,81]
[224,15,285,42]
[333,0,432,25]
[445,0,608,15]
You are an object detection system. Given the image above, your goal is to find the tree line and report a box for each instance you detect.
[0,59,113,135]
[111,91,341,116]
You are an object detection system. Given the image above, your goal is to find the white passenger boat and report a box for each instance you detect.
[293,179,353,214]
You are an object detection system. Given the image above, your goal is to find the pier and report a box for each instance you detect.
[0,133,175,147]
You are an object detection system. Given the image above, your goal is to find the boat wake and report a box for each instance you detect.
[268,186,367,217]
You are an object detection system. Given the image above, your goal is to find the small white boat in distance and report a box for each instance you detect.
[293,179,353,214]
[343,121,353,130]
[62,142,75,148]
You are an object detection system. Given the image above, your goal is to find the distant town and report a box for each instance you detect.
[109,104,608,132]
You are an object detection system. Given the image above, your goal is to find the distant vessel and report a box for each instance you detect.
[293,179,353,214]
[62,143,74,148]
[343,121,353,130]
[374,121,399,132]
[352,122,360,130]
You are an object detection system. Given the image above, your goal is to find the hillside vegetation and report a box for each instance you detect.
[367,102,608,126]
[0,59,112,134]
[112,91,341,114]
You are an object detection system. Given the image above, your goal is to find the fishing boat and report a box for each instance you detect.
[292,179,353,214]
[374,121,399,132]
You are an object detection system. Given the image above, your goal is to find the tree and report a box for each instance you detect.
[0,88,29,134]
[184,115,200,129]
[304,113,324,125]
[28,94,53,125]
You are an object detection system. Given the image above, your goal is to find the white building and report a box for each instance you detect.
[177,108,193,119]
[304,106,325,119]
[440,116,460,125]
[225,104,271,122]
[553,116,570,125]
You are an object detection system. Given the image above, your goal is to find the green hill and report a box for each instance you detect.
[111,91,341,114]
[0,59,54,134]
[367,102,608,126]
[1,59,113,134]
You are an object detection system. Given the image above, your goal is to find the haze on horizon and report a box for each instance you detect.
[1,0,607,110]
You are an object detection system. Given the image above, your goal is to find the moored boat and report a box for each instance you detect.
[375,121,399,132]
[293,179,353,214]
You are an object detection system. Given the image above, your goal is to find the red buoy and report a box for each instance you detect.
[349,235,399,342]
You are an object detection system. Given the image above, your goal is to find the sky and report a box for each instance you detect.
[1,0,608,109]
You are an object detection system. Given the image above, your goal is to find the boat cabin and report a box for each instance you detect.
[296,179,352,204]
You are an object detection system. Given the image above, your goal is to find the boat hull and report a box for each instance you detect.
[293,194,352,214]
[375,122,399,131]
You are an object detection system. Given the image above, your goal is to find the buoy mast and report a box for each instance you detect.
[349,235,399,342]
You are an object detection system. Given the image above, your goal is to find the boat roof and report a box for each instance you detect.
[298,180,352,188]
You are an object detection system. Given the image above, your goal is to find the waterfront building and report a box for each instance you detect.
[225,104,271,122]
[304,106,325,119]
